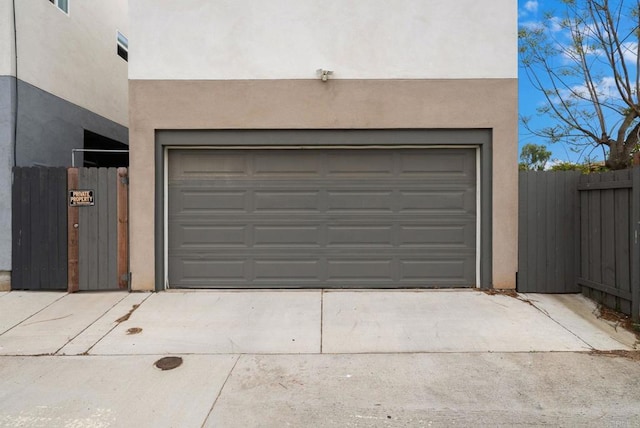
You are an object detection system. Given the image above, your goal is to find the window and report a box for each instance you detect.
[117,31,128,62]
[49,0,69,14]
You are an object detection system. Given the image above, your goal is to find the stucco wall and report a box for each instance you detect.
[130,0,517,80]
[0,76,15,272]
[15,80,128,167]
[0,0,16,77]
[128,79,518,291]
[14,0,128,126]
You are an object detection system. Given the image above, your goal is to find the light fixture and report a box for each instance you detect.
[316,69,333,82]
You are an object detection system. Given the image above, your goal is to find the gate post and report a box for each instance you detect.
[67,168,79,292]
[632,167,640,321]
[117,167,129,289]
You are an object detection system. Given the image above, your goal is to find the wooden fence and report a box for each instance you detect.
[11,167,68,290]
[518,171,581,293]
[518,168,640,321]
[578,169,640,318]
[12,167,128,292]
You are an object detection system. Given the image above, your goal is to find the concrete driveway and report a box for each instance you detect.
[0,290,638,427]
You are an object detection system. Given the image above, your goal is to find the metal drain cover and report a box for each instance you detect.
[154,356,183,371]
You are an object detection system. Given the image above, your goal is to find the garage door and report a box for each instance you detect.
[168,148,476,288]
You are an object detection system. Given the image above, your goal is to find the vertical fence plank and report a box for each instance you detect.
[570,171,581,291]
[68,168,79,292]
[613,172,631,314]
[117,168,129,289]
[546,173,559,293]
[107,168,118,288]
[97,168,109,290]
[632,167,640,321]
[11,168,23,289]
[601,179,617,309]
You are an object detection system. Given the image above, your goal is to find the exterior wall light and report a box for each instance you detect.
[316,69,333,82]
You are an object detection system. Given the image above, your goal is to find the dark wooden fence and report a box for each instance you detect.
[578,169,640,318]
[11,167,68,290]
[518,168,640,321]
[518,171,581,293]
[11,167,128,292]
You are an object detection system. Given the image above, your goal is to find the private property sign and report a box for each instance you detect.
[69,189,94,206]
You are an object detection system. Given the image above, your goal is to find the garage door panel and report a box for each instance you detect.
[398,189,475,213]
[326,152,395,176]
[177,259,248,282]
[175,225,248,248]
[169,189,248,214]
[169,152,248,178]
[168,147,477,288]
[326,226,394,247]
[398,151,475,178]
[327,259,393,281]
[253,225,322,247]
[399,257,476,283]
[253,152,322,176]
[254,260,320,280]
[326,191,394,212]
[398,224,475,247]
[253,191,320,212]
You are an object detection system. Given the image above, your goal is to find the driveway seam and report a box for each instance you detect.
[54,293,144,356]
[0,292,68,336]
[79,293,154,356]
[320,289,324,354]
[527,299,595,350]
[200,354,241,428]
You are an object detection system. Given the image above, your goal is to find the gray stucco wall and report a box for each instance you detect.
[0,76,16,272]
[16,80,128,167]
[0,77,128,277]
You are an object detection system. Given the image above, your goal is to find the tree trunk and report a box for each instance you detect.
[606,141,631,170]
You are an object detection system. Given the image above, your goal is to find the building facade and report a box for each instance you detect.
[0,0,129,288]
[129,0,518,291]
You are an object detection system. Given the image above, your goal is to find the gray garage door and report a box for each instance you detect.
[168,148,476,288]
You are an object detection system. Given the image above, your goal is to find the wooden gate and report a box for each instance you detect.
[518,170,581,293]
[68,167,129,291]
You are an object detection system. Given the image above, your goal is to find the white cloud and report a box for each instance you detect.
[559,76,619,102]
[621,42,638,62]
[519,0,539,18]
[525,1,539,13]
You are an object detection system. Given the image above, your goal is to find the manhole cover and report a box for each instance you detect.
[155,356,183,371]
[126,327,142,335]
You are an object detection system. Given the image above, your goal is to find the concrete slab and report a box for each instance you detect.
[0,292,65,335]
[58,293,152,355]
[90,291,321,355]
[0,354,238,427]
[322,290,593,353]
[0,293,128,355]
[207,353,640,427]
[523,293,638,350]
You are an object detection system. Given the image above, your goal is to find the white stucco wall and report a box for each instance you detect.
[15,0,128,126]
[130,0,517,80]
[0,0,16,77]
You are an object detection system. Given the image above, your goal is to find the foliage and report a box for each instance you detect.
[519,143,552,170]
[519,0,640,170]
[548,159,608,172]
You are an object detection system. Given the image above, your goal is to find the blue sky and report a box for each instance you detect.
[516,0,633,164]
[518,0,583,163]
